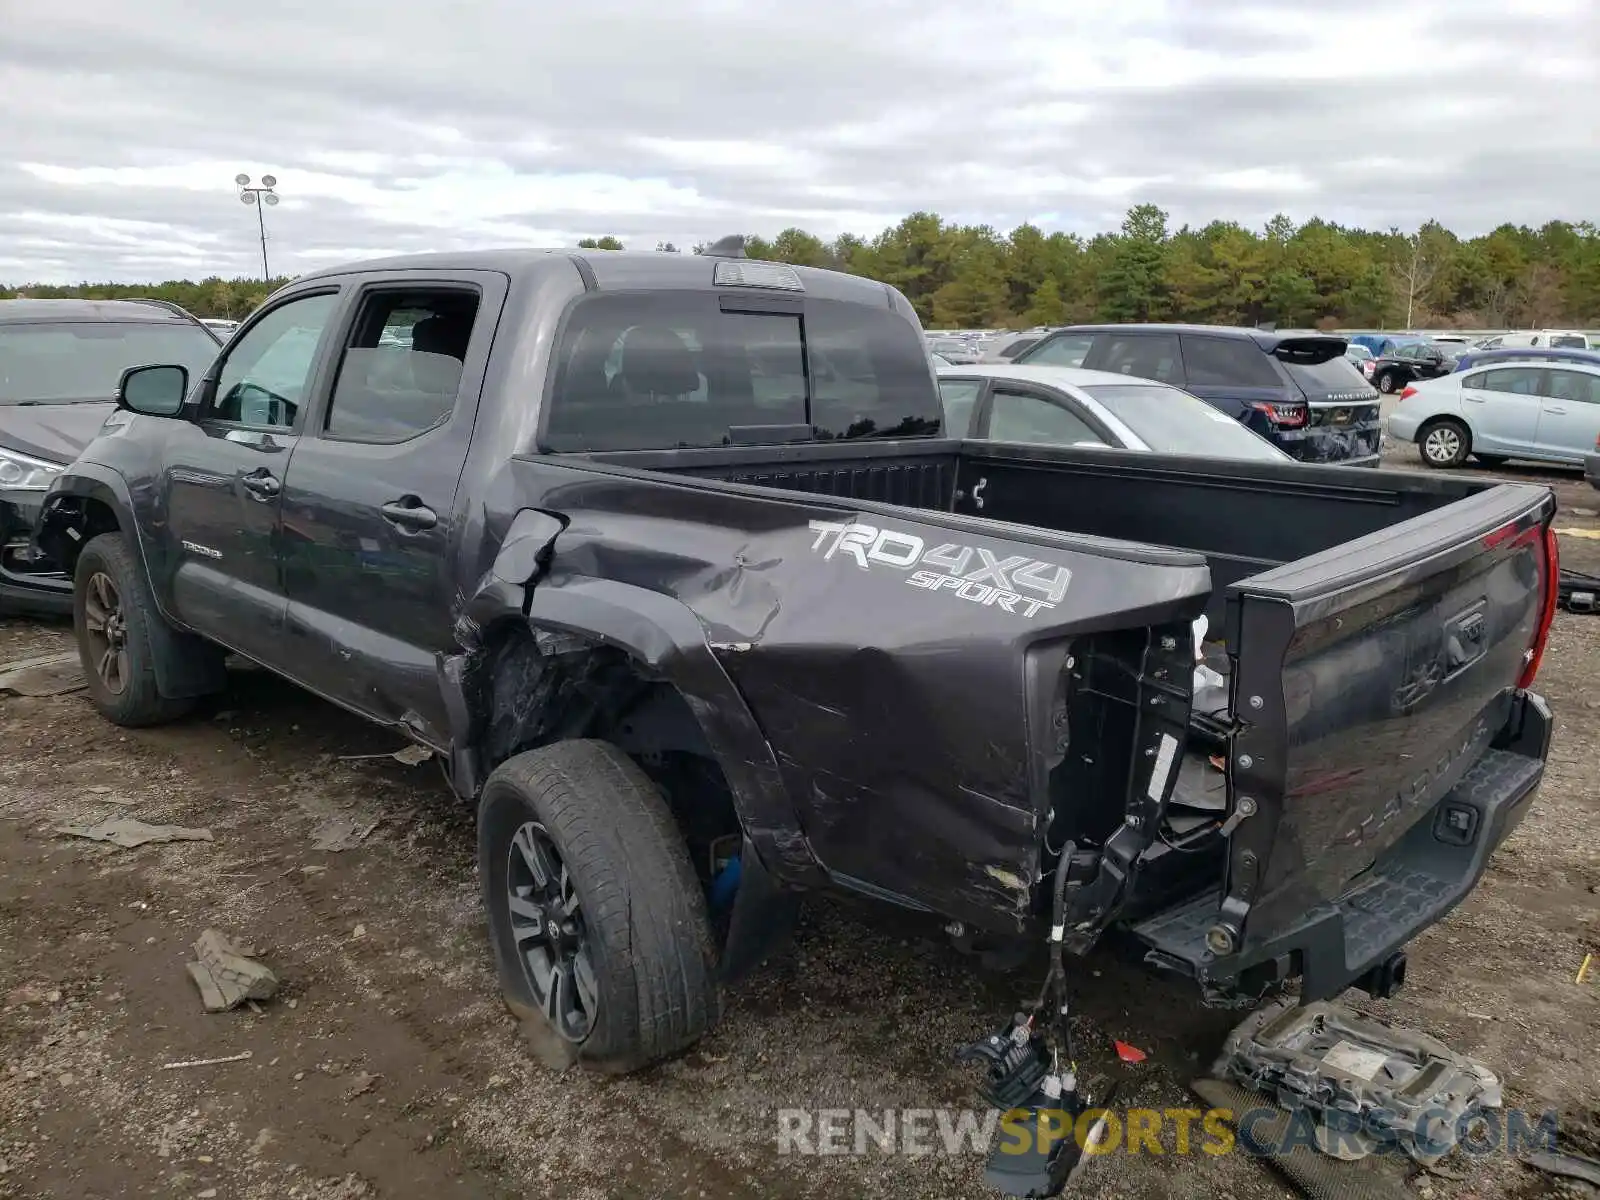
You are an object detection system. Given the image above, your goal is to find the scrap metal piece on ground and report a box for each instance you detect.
[337,744,431,766]
[310,815,381,852]
[1191,1077,1411,1200]
[1212,998,1502,1166]
[1521,1149,1600,1188]
[0,651,87,697]
[56,817,213,849]
[186,929,278,1012]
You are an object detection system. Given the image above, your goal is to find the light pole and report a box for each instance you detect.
[235,174,280,281]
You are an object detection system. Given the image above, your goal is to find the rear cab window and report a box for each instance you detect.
[543,292,940,451]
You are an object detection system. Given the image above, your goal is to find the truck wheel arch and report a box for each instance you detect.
[448,577,820,887]
[40,474,226,700]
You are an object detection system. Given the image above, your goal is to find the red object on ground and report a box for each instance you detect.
[1114,1040,1147,1064]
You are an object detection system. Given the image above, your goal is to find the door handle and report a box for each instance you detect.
[380,496,438,531]
[1544,405,1567,414]
[241,469,281,500]
[1463,395,1485,404]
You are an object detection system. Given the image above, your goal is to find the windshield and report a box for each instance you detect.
[1081,383,1288,461]
[0,322,219,404]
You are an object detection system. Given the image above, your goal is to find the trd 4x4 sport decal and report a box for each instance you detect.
[807,519,1071,618]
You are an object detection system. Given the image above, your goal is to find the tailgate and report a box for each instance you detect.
[1216,482,1556,959]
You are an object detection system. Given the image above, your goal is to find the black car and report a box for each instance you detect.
[1016,324,1382,464]
[1368,340,1458,394]
[0,298,220,612]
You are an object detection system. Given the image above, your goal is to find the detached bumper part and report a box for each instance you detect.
[1211,998,1502,1164]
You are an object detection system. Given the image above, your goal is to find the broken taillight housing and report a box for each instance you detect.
[1250,401,1308,428]
[1518,522,1560,689]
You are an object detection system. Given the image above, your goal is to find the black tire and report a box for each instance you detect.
[479,739,719,1073]
[1474,454,1508,468]
[73,533,196,727]
[1376,371,1399,394]
[1417,418,1471,469]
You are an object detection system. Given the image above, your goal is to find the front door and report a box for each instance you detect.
[1460,365,1544,455]
[279,274,505,743]
[161,290,342,660]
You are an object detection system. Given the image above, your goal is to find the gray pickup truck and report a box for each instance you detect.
[38,244,1556,1087]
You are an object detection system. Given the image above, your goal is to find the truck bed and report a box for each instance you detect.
[556,435,1554,998]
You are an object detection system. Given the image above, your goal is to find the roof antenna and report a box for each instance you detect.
[701,234,748,259]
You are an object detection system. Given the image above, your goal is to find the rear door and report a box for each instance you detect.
[1532,368,1600,462]
[278,271,507,743]
[1461,366,1543,454]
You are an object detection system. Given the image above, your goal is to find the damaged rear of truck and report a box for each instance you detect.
[37,244,1557,1087]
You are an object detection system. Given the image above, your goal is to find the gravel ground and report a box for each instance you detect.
[1,449,1597,1200]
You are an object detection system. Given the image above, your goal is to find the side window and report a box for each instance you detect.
[987,389,1107,447]
[1023,333,1093,367]
[1543,370,1600,405]
[212,293,338,428]
[323,288,481,443]
[1462,371,1487,390]
[1180,336,1281,387]
[938,379,981,436]
[1096,333,1181,383]
[1478,368,1543,395]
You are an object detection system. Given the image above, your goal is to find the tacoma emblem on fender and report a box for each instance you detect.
[806,519,1070,618]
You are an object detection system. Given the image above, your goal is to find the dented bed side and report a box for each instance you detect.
[444,452,1213,933]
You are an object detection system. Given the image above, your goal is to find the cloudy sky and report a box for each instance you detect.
[3,0,1596,283]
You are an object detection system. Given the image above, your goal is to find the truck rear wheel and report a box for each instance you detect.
[478,739,720,1073]
[73,533,197,727]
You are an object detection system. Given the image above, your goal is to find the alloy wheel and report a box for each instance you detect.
[504,821,599,1042]
[82,571,130,695]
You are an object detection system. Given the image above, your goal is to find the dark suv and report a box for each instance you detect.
[0,298,220,612]
[1016,324,1382,465]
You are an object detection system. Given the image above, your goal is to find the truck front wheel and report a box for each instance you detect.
[73,533,198,727]
[478,739,720,1073]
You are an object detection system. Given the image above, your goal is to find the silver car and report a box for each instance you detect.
[1385,360,1600,469]
[935,363,1290,461]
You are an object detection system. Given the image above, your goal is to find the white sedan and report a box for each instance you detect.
[935,363,1291,461]
[1384,359,1600,469]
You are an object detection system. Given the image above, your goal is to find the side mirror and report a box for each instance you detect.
[117,364,190,417]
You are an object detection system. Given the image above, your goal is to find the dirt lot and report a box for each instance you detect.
[2,451,1597,1200]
